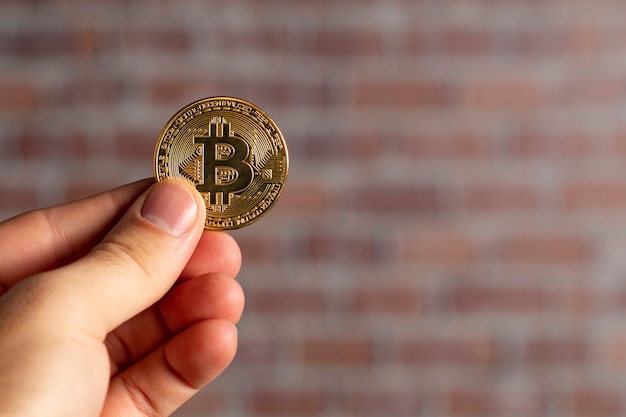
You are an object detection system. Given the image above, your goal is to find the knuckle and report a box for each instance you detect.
[90,240,153,283]
[104,328,134,375]
[118,374,161,417]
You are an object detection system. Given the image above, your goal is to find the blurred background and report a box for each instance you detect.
[3,0,626,416]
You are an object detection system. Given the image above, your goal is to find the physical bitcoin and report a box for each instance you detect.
[154,97,288,230]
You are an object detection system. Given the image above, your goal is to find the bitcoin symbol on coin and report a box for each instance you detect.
[194,121,253,205]
[154,97,288,230]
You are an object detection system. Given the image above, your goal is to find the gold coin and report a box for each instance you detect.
[154,97,288,230]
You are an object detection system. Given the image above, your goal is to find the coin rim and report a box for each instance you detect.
[153,96,289,230]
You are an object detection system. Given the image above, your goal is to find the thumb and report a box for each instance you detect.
[36,179,206,336]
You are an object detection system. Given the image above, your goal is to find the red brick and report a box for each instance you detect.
[272,184,326,212]
[466,76,541,110]
[409,28,491,55]
[351,286,423,314]
[501,234,591,264]
[401,231,474,264]
[147,77,220,104]
[250,288,325,314]
[304,235,377,263]
[400,336,496,366]
[347,390,422,416]
[353,79,447,108]
[15,28,100,57]
[213,28,288,53]
[220,79,329,107]
[525,336,587,365]
[552,286,596,314]
[439,28,491,54]
[611,130,626,156]
[121,28,190,53]
[464,185,537,212]
[602,289,626,312]
[507,28,599,56]
[235,339,276,365]
[404,131,490,159]
[114,129,156,159]
[252,390,323,416]
[301,132,381,160]
[563,182,626,211]
[451,285,545,313]
[0,185,37,209]
[237,236,280,262]
[349,184,437,214]
[19,131,89,158]
[301,338,373,365]
[551,77,626,106]
[507,130,590,158]
[448,390,497,416]
[608,290,626,310]
[0,79,39,110]
[222,79,293,105]
[275,0,366,3]
[173,391,224,415]
[51,79,123,106]
[605,333,626,368]
[312,29,383,56]
[448,388,544,416]
[572,389,623,416]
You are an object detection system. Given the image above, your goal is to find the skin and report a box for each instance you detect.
[0,179,244,417]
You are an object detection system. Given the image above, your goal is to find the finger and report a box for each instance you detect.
[106,272,244,375]
[161,272,244,328]
[102,319,237,417]
[0,179,153,290]
[180,231,242,280]
[6,179,206,336]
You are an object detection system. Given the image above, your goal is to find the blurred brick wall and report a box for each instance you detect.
[4,0,626,416]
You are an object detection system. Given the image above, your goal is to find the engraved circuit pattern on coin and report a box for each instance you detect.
[154,97,288,230]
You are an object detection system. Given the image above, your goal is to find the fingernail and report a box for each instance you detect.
[141,181,199,235]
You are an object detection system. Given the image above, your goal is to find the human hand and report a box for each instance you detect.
[0,179,244,417]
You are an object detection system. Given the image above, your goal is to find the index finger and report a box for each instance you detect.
[0,179,152,290]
